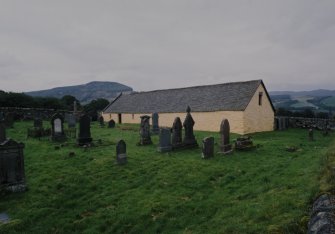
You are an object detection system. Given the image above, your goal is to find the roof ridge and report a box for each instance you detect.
[129,79,262,95]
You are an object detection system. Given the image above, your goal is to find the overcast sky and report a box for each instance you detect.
[1,0,335,92]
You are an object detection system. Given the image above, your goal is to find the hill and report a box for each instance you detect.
[270,89,335,111]
[25,81,133,103]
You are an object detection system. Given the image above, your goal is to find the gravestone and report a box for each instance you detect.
[219,118,232,154]
[182,106,198,148]
[77,114,92,146]
[34,118,43,129]
[51,113,66,141]
[4,113,14,128]
[99,116,105,127]
[202,137,214,159]
[309,128,314,141]
[235,136,254,150]
[151,113,160,134]
[67,114,76,128]
[157,128,172,152]
[108,119,116,128]
[0,112,4,121]
[0,139,26,192]
[138,115,152,145]
[171,117,183,149]
[116,140,127,165]
[0,121,6,143]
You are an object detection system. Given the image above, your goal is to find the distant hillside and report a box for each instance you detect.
[26,81,133,103]
[270,89,335,111]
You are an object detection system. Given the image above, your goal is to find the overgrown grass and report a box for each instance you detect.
[1,121,335,233]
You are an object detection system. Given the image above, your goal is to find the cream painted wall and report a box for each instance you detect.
[102,84,275,134]
[243,84,275,133]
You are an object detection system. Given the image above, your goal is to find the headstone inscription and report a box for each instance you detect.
[51,113,66,141]
[99,116,105,127]
[182,106,198,148]
[116,140,127,165]
[157,128,172,152]
[171,117,183,149]
[202,137,214,159]
[138,115,152,145]
[77,114,93,146]
[219,118,232,154]
[151,112,160,134]
[108,119,116,128]
[0,139,26,192]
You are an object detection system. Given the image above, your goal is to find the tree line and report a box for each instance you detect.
[0,90,109,120]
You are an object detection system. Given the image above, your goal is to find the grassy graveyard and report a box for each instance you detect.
[1,121,335,233]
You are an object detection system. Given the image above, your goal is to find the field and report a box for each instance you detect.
[321,96,335,107]
[1,121,335,233]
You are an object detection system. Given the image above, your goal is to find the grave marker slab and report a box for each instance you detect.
[51,113,66,141]
[116,140,127,165]
[182,106,198,148]
[202,137,214,159]
[77,114,92,146]
[151,112,160,134]
[138,115,152,145]
[171,117,183,149]
[157,128,172,152]
[108,119,116,128]
[219,118,232,154]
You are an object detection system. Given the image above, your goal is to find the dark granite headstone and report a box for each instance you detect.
[309,128,314,141]
[202,137,214,159]
[116,140,127,165]
[108,119,116,128]
[151,112,160,134]
[138,115,152,145]
[171,117,183,149]
[0,121,6,143]
[0,139,26,192]
[51,113,66,141]
[67,114,76,128]
[34,118,43,129]
[219,118,232,154]
[99,116,105,127]
[182,106,198,148]
[157,128,172,152]
[77,114,92,146]
[4,113,14,128]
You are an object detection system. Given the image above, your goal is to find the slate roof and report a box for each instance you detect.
[104,80,273,113]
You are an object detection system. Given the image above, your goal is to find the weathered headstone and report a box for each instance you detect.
[67,114,76,128]
[138,115,152,145]
[219,118,232,154]
[108,119,116,128]
[151,112,160,134]
[157,128,172,152]
[0,139,26,192]
[235,136,254,150]
[0,121,6,143]
[116,140,127,165]
[4,113,14,128]
[182,106,198,148]
[309,128,314,141]
[99,116,105,127]
[202,137,214,159]
[51,113,66,141]
[34,118,43,129]
[171,117,183,149]
[77,114,92,146]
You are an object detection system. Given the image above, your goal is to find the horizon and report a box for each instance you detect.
[1,1,335,93]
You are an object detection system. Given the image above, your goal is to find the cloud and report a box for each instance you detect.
[0,0,335,92]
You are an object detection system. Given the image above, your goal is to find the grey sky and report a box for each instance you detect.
[1,0,335,92]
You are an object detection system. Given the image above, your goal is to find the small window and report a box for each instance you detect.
[259,92,263,106]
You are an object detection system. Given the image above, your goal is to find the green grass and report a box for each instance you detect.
[1,121,335,233]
